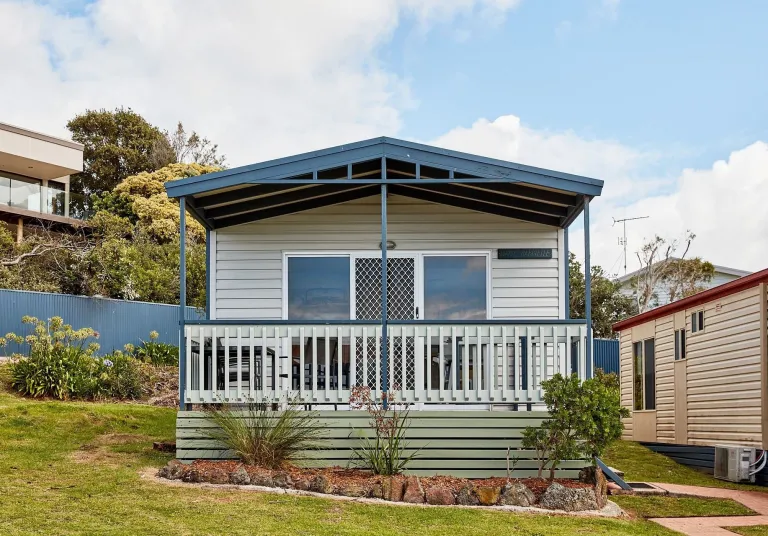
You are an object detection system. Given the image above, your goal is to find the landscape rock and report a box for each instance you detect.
[578,466,608,508]
[272,472,293,488]
[336,483,369,498]
[381,477,405,502]
[456,485,480,506]
[539,483,599,512]
[294,478,311,491]
[402,477,425,504]
[206,467,231,485]
[229,466,251,485]
[499,482,536,507]
[370,482,385,499]
[474,485,502,506]
[309,475,332,494]
[182,468,201,483]
[248,470,274,488]
[157,460,186,480]
[425,486,455,505]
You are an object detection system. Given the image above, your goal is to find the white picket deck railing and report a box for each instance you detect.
[183,321,589,406]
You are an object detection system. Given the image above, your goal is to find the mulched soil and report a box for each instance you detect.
[186,460,590,500]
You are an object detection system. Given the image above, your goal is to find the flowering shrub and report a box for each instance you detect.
[349,386,419,475]
[1,316,141,400]
[126,330,179,366]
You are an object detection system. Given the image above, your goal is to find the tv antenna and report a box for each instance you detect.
[613,215,649,275]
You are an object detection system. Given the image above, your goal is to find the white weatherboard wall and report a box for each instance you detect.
[213,195,563,320]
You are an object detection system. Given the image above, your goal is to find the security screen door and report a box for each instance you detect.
[353,255,417,390]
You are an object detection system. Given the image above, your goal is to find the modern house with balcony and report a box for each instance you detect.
[0,121,85,241]
[166,138,605,475]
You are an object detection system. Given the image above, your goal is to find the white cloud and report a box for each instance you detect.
[0,0,521,165]
[428,115,768,274]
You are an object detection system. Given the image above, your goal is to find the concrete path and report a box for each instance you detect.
[649,483,768,535]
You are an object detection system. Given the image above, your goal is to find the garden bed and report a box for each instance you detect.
[158,460,608,512]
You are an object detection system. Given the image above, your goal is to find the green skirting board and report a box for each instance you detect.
[176,410,587,479]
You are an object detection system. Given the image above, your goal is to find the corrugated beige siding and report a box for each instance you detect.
[214,195,562,320]
[655,314,675,442]
[620,328,634,439]
[686,286,763,447]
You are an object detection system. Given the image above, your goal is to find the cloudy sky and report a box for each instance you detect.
[2,0,767,274]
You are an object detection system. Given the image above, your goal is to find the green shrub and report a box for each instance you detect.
[2,316,141,400]
[522,372,628,479]
[349,386,419,475]
[202,400,326,468]
[126,330,178,366]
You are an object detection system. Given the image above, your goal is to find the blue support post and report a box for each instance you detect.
[583,197,592,378]
[380,158,389,405]
[205,227,210,320]
[179,197,187,410]
[564,226,570,319]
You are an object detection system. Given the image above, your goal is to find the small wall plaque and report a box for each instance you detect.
[497,248,553,260]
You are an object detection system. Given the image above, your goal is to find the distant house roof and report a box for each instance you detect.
[613,267,768,331]
[164,137,604,230]
[616,258,752,284]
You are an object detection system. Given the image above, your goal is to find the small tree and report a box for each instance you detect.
[522,374,590,479]
[522,372,628,479]
[579,370,629,461]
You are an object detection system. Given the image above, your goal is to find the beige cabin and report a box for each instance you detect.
[614,268,768,449]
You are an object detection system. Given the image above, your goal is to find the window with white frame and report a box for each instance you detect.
[287,256,350,320]
[423,255,487,320]
[674,328,686,360]
[284,252,490,320]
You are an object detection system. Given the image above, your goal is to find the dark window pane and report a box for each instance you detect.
[674,330,680,361]
[424,256,487,320]
[699,311,704,331]
[644,338,656,410]
[633,341,643,411]
[46,181,66,216]
[681,330,686,359]
[287,257,350,320]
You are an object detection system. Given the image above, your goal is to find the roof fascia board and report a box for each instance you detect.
[166,138,604,199]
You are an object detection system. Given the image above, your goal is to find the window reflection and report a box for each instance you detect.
[288,257,350,320]
[424,256,487,320]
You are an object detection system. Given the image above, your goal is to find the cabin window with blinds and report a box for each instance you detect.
[691,310,704,333]
[287,256,350,320]
[674,329,686,360]
[633,338,656,411]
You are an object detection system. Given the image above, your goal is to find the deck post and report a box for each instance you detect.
[380,159,389,405]
[564,226,570,319]
[179,197,187,410]
[205,227,210,320]
[381,156,389,409]
[583,196,592,378]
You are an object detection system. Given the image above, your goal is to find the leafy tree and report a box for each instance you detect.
[630,231,713,311]
[67,107,170,208]
[150,122,226,168]
[522,372,628,479]
[569,253,637,339]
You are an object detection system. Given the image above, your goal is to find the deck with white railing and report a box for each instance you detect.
[183,320,589,406]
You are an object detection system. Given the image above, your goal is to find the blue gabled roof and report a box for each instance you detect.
[165,137,604,230]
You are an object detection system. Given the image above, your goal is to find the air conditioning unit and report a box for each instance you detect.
[714,446,756,483]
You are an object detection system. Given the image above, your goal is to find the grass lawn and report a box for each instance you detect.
[728,527,768,535]
[612,495,755,518]
[602,440,768,493]
[0,390,685,536]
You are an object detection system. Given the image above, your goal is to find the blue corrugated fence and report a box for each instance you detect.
[593,338,619,375]
[0,289,201,355]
